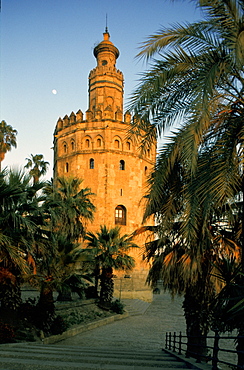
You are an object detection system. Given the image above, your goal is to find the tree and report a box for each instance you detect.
[0,169,48,315]
[85,225,138,308]
[40,176,95,303]
[138,137,241,358]
[45,176,95,241]
[24,154,49,184]
[0,121,17,171]
[128,0,244,358]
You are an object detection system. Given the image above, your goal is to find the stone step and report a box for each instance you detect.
[122,298,151,315]
[0,344,191,369]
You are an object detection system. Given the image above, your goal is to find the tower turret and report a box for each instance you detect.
[88,30,124,119]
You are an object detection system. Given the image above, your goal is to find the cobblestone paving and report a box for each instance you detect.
[56,292,186,351]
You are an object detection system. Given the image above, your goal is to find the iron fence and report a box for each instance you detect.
[165,331,244,369]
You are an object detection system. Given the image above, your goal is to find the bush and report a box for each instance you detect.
[110,299,124,314]
[49,315,68,335]
[0,322,15,343]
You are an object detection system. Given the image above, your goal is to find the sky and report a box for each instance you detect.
[0,0,201,180]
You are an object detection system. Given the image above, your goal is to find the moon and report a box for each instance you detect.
[52,89,57,95]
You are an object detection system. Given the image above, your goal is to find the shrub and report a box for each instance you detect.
[0,322,15,343]
[110,299,124,314]
[49,315,68,335]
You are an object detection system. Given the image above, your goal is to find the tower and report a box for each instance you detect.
[53,30,156,301]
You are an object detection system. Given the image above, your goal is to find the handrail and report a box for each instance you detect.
[165,331,244,369]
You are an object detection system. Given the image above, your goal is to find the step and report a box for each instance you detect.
[0,343,191,369]
[122,299,151,315]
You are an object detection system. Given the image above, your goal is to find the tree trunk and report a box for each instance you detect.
[183,286,210,361]
[236,328,244,369]
[99,266,114,309]
[37,281,55,333]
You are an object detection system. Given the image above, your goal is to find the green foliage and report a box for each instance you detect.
[24,154,49,184]
[110,299,124,314]
[86,225,138,305]
[60,306,107,328]
[129,0,244,360]
[0,120,17,169]
[49,315,68,335]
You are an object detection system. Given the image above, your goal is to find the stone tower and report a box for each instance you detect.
[53,30,156,301]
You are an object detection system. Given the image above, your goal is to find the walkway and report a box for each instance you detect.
[58,292,185,351]
[0,292,204,369]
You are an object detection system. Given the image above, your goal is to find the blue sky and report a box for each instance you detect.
[1,0,201,180]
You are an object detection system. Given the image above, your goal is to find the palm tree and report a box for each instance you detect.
[0,120,17,170]
[39,176,95,304]
[45,176,95,241]
[85,225,138,308]
[129,0,243,231]
[24,154,49,184]
[128,0,243,358]
[0,169,48,314]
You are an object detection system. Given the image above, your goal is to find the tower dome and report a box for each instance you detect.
[94,30,120,66]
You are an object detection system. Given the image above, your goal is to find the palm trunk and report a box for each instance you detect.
[236,328,244,368]
[99,266,114,309]
[183,286,210,361]
[37,281,55,333]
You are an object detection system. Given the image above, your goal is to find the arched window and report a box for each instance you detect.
[90,158,94,169]
[119,160,125,170]
[71,140,75,151]
[63,143,67,153]
[97,138,102,147]
[114,139,120,149]
[145,166,148,175]
[65,162,69,173]
[147,149,150,157]
[115,205,126,225]
[126,141,131,150]
[85,139,90,148]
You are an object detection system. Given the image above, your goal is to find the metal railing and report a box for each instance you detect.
[165,331,244,369]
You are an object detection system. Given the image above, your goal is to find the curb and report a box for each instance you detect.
[42,311,129,344]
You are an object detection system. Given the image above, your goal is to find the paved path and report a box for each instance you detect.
[56,292,186,351]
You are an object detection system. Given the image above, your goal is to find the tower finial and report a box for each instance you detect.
[105,13,108,33]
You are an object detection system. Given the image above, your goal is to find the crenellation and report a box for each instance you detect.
[56,117,64,131]
[76,109,84,122]
[69,111,76,124]
[86,110,93,121]
[115,108,123,121]
[63,115,70,127]
[124,111,131,123]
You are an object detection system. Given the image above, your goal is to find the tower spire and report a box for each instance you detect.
[105,13,108,33]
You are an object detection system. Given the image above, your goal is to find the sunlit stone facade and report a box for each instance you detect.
[53,30,156,301]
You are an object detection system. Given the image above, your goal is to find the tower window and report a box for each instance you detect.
[63,143,67,153]
[115,205,126,225]
[126,141,131,150]
[90,158,94,169]
[145,166,148,175]
[85,139,90,148]
[71,140,75,151]
[97,138,101,147]
[102,60,108,66]
[119,160,125,170]
[65,162,69,173]
[114,139,120,149]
